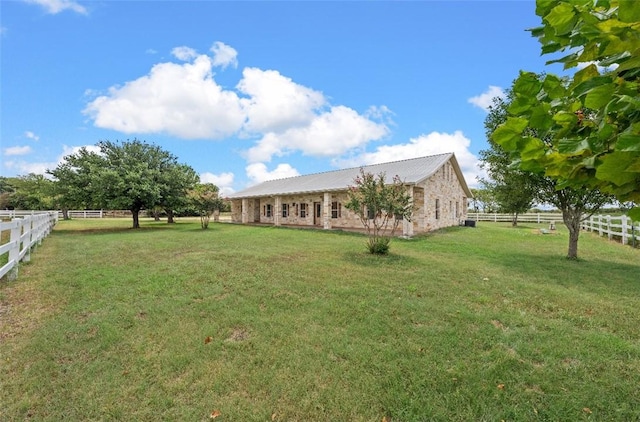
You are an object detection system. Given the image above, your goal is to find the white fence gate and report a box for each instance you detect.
[0,211,58,281]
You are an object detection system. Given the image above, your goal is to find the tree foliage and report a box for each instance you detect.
[485,84,611,259]
[493,0,640,220]
[344,169,413,254]
[188,183,224,229]
[0,174,55,210]
[49,140,196,228]
[480,96,538,226]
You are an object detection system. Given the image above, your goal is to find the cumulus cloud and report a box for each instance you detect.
[3,160,56,176]
[246,162,300,185]
[468,85,505,112]
[210,41,238,69]
[172,46,198,61]
[238,67,326,134]
[25,131,40,141]
[246,105,389,162]
[83,55,245,139]
[4,146,33,156]
[83,42,393,173]
[24,0,87,15]
[337,131,482,188]
[200,171,235,196]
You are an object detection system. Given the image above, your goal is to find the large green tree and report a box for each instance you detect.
[0,174,56,210]
[50,140,196,228]
[493,0,640,220]
[159,163,199,223]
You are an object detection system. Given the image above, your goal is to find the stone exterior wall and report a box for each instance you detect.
[229,158,469,235]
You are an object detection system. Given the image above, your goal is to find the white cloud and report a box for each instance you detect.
[468,85,505,112]
[24,0,87,15]
[3,160,56,176]
[4,146,33,156]
[83,42,392,169]
[210,41,238,69]
[83,55,245,139]
[576,60,619,73]
[25,131,40,141]
[337,131,482,188]
[172,46,198,61]
[200,171,235,196]
[238,67,326,134]
[246,162,300,185]
[246,105,389,162]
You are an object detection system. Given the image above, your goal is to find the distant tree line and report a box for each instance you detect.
[0,139,228,229]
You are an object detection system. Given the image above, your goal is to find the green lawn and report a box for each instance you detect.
[1,219,639,421]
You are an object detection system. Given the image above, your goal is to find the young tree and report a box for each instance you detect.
[494,0,640,220]
[486,84,611,258]
[188,183,224,229]
[344,169,413,254]
[480,96,538,226]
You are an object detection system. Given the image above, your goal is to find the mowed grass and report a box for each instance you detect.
[1,219,639,421]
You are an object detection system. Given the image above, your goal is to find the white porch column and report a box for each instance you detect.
[323,192,331,230]
[274,196,281,226]
[241,198,249,223]
[403,187,414,238]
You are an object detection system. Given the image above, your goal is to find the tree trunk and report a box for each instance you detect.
[512,212,518,227]
[563,209,581,260]
[62,208,70,220]
[166,209,175,224]
[131,209,140,229]
[153,209,160,221]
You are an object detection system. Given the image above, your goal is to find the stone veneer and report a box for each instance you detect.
[229,158,468,236]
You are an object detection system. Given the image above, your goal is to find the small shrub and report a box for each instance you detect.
[367,237,390,255]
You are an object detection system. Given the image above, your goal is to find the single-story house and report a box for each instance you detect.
[226,152,473,237]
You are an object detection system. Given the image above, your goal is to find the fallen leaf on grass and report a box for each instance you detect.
[583,407,592,414]
[497,383,505,390]
[204,336,213,344]
[271,413,277,421]
[210,409,221,419]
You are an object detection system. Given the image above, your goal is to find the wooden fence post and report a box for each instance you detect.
[7,219,22,281]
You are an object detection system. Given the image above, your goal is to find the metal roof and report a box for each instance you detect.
[227,153,472,199]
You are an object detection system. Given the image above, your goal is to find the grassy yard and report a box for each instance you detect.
[1,219,639,421]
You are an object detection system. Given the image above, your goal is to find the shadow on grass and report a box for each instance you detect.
[481,249,640,295]
[343,249,421,268]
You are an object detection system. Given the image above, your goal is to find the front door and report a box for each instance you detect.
[314,202,322,226]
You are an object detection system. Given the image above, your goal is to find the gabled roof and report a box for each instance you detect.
[227,153,472,199]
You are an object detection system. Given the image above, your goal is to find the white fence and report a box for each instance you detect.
[581,214,640,246]
[468,212,563,223]
[0,212,58,281]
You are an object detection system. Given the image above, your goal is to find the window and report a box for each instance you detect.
[367,207,376,220]
[266,204,272,218]
[300,203,307,218]
[455,201,459,218]
[282,203,289,218]
[435,199,440,220]
[331,201,341,219]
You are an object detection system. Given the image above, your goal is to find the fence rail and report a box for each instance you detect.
[468,212,564,223]
[581,214,639,246]
[0,211,58,281]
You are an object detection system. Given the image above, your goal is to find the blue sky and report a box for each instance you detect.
[1,0,564,195]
